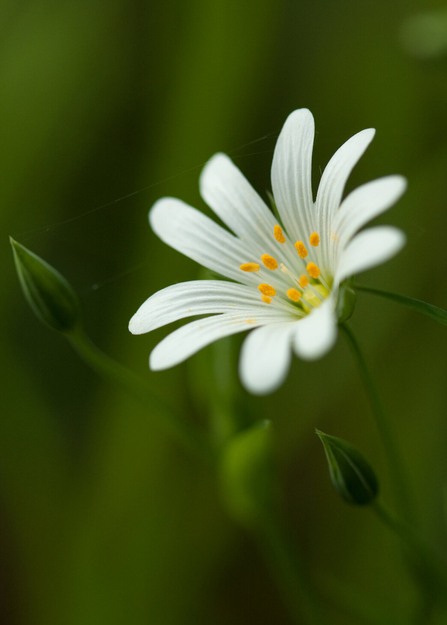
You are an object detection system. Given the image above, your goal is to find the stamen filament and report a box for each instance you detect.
[307,284,324,301]
[280,263,301,288]
[318,275,330,291]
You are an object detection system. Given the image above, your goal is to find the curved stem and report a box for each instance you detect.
[256,514,330,625]
[372,500,447,604]
[340,324,414,522]
[67,328,212,462]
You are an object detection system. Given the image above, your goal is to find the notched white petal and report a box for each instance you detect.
[239,322,295,395]
[335,226,406,285]
[128,280,280,334]
[199,153,278,253]
[293,300,337,361]
[333,175,407,251]
[149,197,258,285]
[271,108,315,241]
[149,311,292,371]
[316,128,376,224]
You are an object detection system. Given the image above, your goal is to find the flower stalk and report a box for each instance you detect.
[339,323,414,523]
[372,500,447,605]
[67,328,211,461]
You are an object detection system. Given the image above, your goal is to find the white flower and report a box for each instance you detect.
[129,109,407,395]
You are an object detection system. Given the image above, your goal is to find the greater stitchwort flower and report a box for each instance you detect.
[129,109,406,394]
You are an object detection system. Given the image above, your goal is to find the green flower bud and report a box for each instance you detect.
[316,430,379,506]
[219,420,274,527]
[337,281,356,324]
[10,237,81,333]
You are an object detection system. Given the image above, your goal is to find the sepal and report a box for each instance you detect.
[10,237,81,333]
[316,429,379,505]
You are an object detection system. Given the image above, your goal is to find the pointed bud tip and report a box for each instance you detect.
[316,429,379,506]
[10,238,81,333]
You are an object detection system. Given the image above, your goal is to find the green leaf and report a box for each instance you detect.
[219,420,275,527]
[356,284,447,326]
[10,237,81,333]
[316,430,379,506]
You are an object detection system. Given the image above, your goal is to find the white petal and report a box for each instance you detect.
[316,128,376,225]
[150,311,292,371]
[271,109,315,242]
[200,155,274,247]
[293,299,337,361]
[316,128,375,271]
[332,176,407,255]
[335,226,406,285]
[239,322,296,395]
[149,198,258,286]
[129,280,281,334]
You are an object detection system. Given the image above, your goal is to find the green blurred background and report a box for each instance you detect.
[2,0,447,623]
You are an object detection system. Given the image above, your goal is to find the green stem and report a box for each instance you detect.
[355,285,447,326]
[67,328,212,462]
[340,324,414,522]
[257,515,330,625]
[372,500,447,604]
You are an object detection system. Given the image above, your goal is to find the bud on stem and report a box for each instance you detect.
[10,237,81,333]
[316,429,379,505]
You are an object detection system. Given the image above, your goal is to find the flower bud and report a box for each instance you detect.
[316,429,379,505]
[337,281,356,324]
[10,237,81,333]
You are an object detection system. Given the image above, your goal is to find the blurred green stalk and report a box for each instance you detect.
[340,324,414,522]
[68,328,212,462]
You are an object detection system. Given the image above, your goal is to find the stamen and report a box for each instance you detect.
[309,232,320,247]
[307,262,320,279]
[261,254,278,270]
[258,283,276,297]
[295,241,308,259]
[299,275,309,288]
[274,225,286,244]
[307,284,324,301]
[239,262,260,272]
[319,275,330,290]
[261,295,272,304]
[287,288,301,302]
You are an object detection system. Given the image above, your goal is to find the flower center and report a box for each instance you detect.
[239,224,331,316]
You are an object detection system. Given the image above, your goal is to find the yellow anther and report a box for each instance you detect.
[239,262,260,272]
[295,241,308,259]
[309,232,320,247]
[258,283,276,297]
[299,275,309,288]
[261,295,272,304]
[287,288,301,302]
[307,262,321,279]
[274,225,286,244]
[261,254,278,270]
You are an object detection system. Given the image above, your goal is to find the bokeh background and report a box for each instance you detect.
[2,0,447,623]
